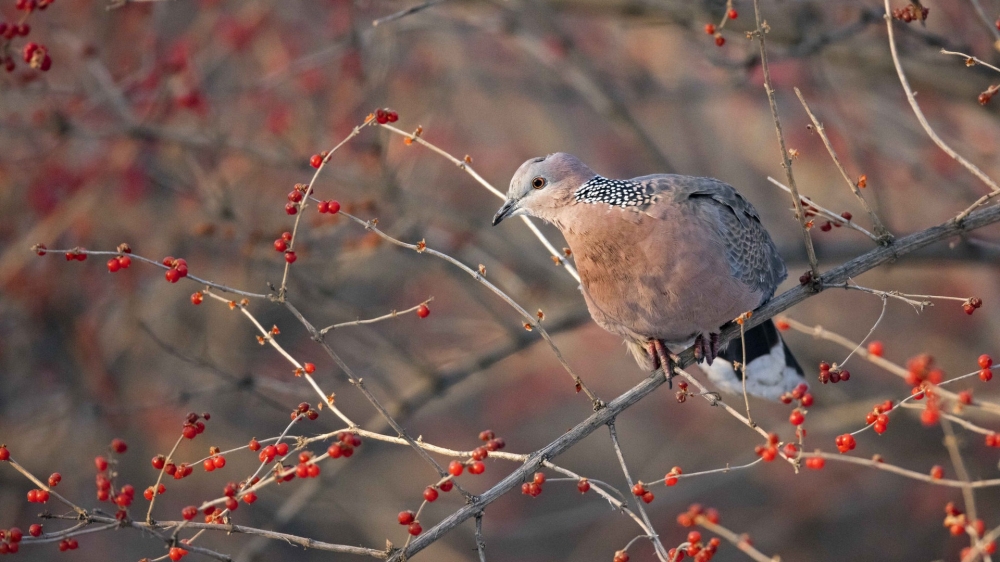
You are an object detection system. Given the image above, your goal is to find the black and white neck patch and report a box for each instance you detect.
[574,176,652,208]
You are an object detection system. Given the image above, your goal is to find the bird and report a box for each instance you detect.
[492,153,804,400]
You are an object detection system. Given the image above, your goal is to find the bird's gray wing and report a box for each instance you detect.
[633,174,787,301]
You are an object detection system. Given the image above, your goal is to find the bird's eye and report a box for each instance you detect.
[531,177,546,189]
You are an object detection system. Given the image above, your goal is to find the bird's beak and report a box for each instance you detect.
[492,199,518,226]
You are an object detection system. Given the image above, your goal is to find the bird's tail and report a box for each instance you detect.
[700,320,805,400]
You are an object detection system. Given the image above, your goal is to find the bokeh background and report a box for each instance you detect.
[1,0,1000,560]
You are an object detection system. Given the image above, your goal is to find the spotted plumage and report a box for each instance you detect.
[574,176,653,208]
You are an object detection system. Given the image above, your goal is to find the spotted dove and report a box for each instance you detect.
[492,153,804,399]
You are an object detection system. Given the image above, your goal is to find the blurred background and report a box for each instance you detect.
[1,0,999,560]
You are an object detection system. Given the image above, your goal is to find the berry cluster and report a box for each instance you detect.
[57,538,78,552]
[285,184,308,214]
[181,412,209,439]
[162,256,189,283]
[890,3,929,23]
[316,200,341,214]
[397,509,422,536]
[963,297,983,315]
[673,531,722,562]
[754,433,781,462]
[979,84,999,106]
[804,455,825,470]
[817,211,853,232]
[374,108,399,124]
[702,8,736,48]
[294,451,322,479]
[817,362,849,384]
[327,431,362,459]
[834,433,856,453]
[979,354,994,382]
[630,480,654,504]
[778,382,813,407]
[64,247,87,261]
[1,0,55,73]
[865,400,896,434]
[203,449,227,472]
[522,471,546,497]
[664,466,682,486]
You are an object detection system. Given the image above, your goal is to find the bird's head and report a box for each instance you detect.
[492,153,595,226]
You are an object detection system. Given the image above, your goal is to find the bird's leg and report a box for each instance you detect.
[692,334,704,363]
[652,339,676,387]
[646,340,661,371]
[708,332,720,365]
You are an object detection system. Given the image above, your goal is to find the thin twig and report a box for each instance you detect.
[940,417,979,529]
[475,513,487,562]
[883,1,1000,201]
[319,298,433,335]
[767,177,877,240]
[607,422,669,561]
[695,516,779,562]
[793,87,893,243]
[337,210,601,406]
[966,0,1000,43]
[752,0,821,278]
[372,0,448,27]
[377,123,581,281]
[941,49,1000,74]
[146,435,184,524]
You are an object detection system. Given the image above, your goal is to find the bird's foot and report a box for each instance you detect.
[693,333,720,365]
[652,339,676,388]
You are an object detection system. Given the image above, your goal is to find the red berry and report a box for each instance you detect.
[867,341,884,357]
[417,304,430,318]
[204,458,216,472]
[285,251,297,263]
[835,434,856,453]
[688,531,702,544]
[249,438,261,451]
[469,461,485,474]
[285,202,298,215]
[287,190,303,203]
[317,201,329,213]
[275,443,289,456]
[0,446,9,461]
[310,154,323,168]
[165,268,181,283]
[789,409,805,426]
[327,200,341,214]
[48,472,61,487]
[376,109,388,124]
[471,446,488,461]
[111,438,127,453]
[118,256,131,269]
[327,443,343,458]
[28,524,41,537]
[704,23,715,34]
[448,460,464,476]
[930,465,944,479]
[577,479,590,493]
[107,258,121,272]
[800,393,814,407]
[614,551,630,562]
[439,480,453,492]
[303,362,316,374]
[641,491,654,503]
[169,546,187,560]
[981,369,994,382]
[631,483,646,496]
[806,457,825,470]
[775,319,790,331]
[95,456,108,471]
[214,456,226,469]
[423,487,439,502]
[979,354,993,369]
[182,425,197,439]
[274,239,288,252]
[243,492,257,504]
[191,292,203,305]
[715,35,725,46]
[727,9,738,19]
[408,522,422,536]
[398,510,415,525]
[921,408,940,426]
[182,506,197,520]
